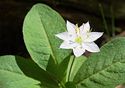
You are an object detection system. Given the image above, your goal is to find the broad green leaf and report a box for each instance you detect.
[46,55,70,83]
[23,3,71,70]
[57,55,71,82]
[0,55,40,88]
[65,82,76,88]
[74,37,125,88]
[66,56,87,82]
[15,56,59,88]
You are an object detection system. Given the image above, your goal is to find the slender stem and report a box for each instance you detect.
[110,5,115,37]
[68,56,75,82]
[61,83,65,88]
[99,4,110,36]
[59,81,66,88]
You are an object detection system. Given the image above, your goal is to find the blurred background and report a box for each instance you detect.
[0,0,125,57]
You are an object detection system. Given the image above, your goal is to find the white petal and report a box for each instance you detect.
[60,41,72,49]
[82,42,100,52]
[73,46,85,57]
[84,32,103,42]
[80,21,90,33]
[68,33,77,42]
[60,41,78,49]
[66,20,76,34]
[79,23,84,33]
[55,32,69,41]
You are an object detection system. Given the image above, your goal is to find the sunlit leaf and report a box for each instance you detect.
[74,37,125,88]
[23,3,71,70]
[0,55,40,88]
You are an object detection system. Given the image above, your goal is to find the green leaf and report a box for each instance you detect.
[0,55,40,88]
[66,56,87,82]
[46,55,70,83]
[74,37,125,88]
[65,82,76,88]
[57,55,71,82]
[23,3,71,70]
[15,56,59,88]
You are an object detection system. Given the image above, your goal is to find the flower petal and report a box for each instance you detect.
[80,21,90,33]
[60,41,72,49]
[84,32,103,42]
[73,46,85,57]
[82,42,100,52]
[79,23,84,34]
[60,41,78,49]
[66,20,76,34]
[55,32,69,41]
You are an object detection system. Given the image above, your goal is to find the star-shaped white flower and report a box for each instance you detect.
[56,20,103,57]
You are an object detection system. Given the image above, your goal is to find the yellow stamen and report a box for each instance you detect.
[75,36,82,44]
[75,24,80,34]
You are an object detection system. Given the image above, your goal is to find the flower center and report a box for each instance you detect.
[74,24,83,44]
[75,36,82,44]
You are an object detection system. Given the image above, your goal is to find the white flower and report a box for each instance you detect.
[56,20,103,57]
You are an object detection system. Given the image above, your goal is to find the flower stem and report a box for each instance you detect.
[110,5,115,37]
[99,3,110,36]
[59,81,66,88]
[68,55,75,82]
